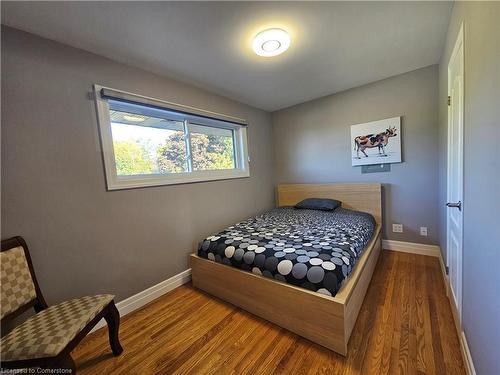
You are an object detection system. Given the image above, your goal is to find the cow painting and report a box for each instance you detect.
[350,117,401,166]
[354,126,397,158]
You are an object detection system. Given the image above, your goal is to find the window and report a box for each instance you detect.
[94,85,249,190]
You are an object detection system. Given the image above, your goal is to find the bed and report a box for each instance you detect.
[190,183,382,355]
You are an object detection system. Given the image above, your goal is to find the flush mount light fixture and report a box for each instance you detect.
[252,28,291,57]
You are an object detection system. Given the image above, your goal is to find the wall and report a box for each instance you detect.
[272,65,439,244]
[438,3,500,374]
[1,27,274,304]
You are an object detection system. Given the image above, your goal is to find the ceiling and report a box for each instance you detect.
[1,1,452,112]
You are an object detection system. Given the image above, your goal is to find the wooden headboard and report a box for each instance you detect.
[277,183,382,225]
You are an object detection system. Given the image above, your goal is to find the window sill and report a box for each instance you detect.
[105,169,250,190]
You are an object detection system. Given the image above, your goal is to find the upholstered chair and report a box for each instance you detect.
[0,236,123,373]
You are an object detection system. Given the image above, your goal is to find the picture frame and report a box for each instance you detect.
[351,116,402,166]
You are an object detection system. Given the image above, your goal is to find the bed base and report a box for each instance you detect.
[191,226,381,355]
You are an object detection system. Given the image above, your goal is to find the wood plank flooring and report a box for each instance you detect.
[72,250,465,374]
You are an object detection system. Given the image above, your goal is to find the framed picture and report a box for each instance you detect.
[351,116,401,166]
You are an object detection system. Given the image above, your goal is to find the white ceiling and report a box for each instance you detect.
[1,1,452,111]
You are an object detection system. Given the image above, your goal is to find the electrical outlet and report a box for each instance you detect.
[420,227,428,236]
[392,223,403,233]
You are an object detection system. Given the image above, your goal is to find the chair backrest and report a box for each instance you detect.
[1,236,47,321]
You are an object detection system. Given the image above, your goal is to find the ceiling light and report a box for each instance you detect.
[123,114,146,122]
[252,28,290,57]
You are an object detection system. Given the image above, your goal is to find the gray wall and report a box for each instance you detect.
[1,27,274,304]
[438,3,500,374]
[272,65,439,244]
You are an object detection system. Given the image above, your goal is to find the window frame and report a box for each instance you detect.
[94,84,250,190]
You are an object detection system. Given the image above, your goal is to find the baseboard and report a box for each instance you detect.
[91,268,191,332]
[436,251,476,375]
[382,239,441,257]
[461,331,477,375]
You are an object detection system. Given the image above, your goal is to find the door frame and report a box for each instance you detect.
[446,21,464,323]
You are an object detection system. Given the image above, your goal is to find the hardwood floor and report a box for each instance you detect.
[72,250,465,374]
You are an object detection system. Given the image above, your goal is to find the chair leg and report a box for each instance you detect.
[104,301,123,356]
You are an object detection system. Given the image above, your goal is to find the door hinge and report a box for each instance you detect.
[447,96,451,106]
[445,266,449,275]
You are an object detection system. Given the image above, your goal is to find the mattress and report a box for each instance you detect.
[197,207,376,297]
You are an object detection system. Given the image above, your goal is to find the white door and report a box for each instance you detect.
[446,23,464,323]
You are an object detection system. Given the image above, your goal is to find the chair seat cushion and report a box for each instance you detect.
[1,294,114,361]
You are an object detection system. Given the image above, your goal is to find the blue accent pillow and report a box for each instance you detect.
[294,198,341,211]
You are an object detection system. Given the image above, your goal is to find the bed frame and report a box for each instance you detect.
[190,183,382,355]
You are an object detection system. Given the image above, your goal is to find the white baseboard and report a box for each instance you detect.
[382,239,441,257]
[461,332,477,375]
[435,249,476,375]
[91,268,191,332]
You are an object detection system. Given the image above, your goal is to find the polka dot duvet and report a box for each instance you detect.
[197,206,376,297]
